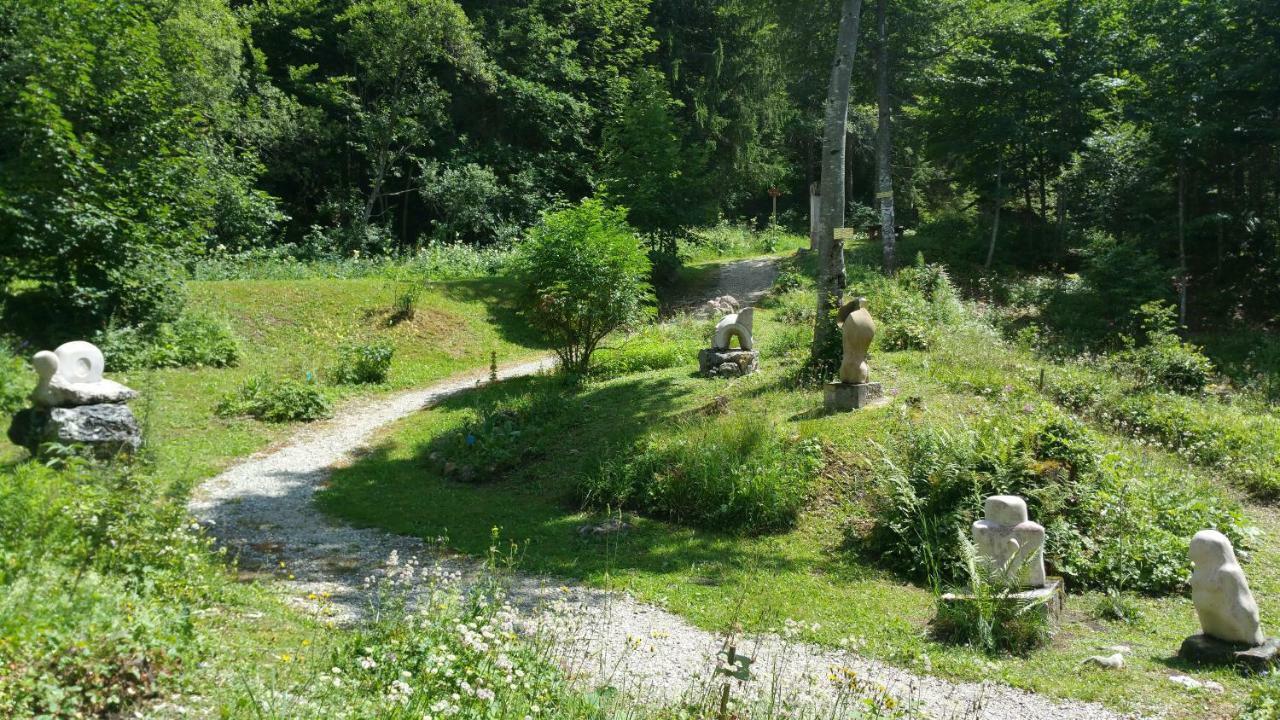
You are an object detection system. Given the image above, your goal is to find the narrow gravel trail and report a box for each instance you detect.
[190,258,1139,720]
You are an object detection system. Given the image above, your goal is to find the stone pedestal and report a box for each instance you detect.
[941,577,1065,620]
[823,381,884,411]
[8,404,141,458]
[1179,634,1280,673]
[699,349,758,378]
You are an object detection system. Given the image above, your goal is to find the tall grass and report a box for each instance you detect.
[581,414,823,534]
[191,242,515,281]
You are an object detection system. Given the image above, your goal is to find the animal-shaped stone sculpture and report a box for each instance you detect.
[31,341,137,408]
[1190,529,1266,646]
[837,297,874,384]
[713,308,754,351]
[972,495,1047,588]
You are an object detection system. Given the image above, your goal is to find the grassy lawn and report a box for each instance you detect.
[3,276,547,491]
[319,268,1279,719]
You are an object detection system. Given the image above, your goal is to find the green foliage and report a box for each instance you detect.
[0,344,31,415]
[1242,676,1280,720]
[215,374,331,422]
[865,407,1244,594]
[95,312,241,371]
[931,533,1053,655]
[431,393,559,483]
[192,243,514,281]
[0,0,280,329]
[1111,301,1215,393]
[330,340,395,385]
[581,415,822,534]
[590,319,705,379]
[870,256,965,352]
[515,198,653,375]
[0,461,214,717]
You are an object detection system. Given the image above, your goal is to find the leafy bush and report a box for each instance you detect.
[515,198,653,375]
[932,533,1053,655]
[1037,233,1172,351]
[215,374,331,422]
[590,319,704,379]
[581,415,822,534]
[864,407,1244,594]
[95,311,241,370]
[870,255,965,352]
[1111,301,1214,393]
[331,340,395,385]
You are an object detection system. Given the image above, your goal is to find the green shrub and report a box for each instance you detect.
[331,339,395,385]
[215,374,331,422]
[590,319,704,379]
[1111,302,1214,393]
[770,269,807,296]
[95,311,241,370]
[515,198,653,376]
[581,415,822,534]
[932,533,1053,655]
[864,407,1244,594]
[869,255,965,352]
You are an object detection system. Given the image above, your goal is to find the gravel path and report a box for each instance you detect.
[189,258,1139,720]
[714,256,779,305]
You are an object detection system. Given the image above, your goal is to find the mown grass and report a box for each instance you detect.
[320,265,1280,719]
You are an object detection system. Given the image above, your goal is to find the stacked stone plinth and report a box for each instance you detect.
[7,341,141,458]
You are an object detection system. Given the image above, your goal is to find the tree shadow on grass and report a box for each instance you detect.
[318,372,809,586]
[433,277,549,351]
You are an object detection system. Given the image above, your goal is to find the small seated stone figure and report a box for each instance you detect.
[713,308,754,351]
[31,341,138,408]
[1190,529,1265,646]
[837,297,874,384]
[972,495,1047,588]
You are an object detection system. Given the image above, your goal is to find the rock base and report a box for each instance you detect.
[698,349,758,378]
[823,382,885,412]
[1179,634,1280,673]
[941,577,1065,619]
[8,404,142,458]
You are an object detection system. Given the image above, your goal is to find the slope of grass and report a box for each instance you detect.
[320,269,1279,719]
[1,277,545,492]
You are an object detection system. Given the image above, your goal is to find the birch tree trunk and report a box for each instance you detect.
[811,0,864,365]
[984,159,1002,269]
[875,0,896,275]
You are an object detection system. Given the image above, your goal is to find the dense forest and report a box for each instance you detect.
[2,0,1278,334]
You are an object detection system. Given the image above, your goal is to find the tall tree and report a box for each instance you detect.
[812,0,864,366]
[874,0,895,274]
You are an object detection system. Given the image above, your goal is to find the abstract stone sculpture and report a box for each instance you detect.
[31,341,137,407]
[823,297,884,411]
[837,297,874,384]
[1178,529,1279,670]
[8,341,141,457]
[1190,530,1265,646]
[712,308,754,351]
[971,495,1047,588]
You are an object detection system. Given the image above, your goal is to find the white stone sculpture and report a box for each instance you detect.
[712,308,754,351]
[1190,529,1265,646]
[31,341,137,408]
[972,495,1047,588]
